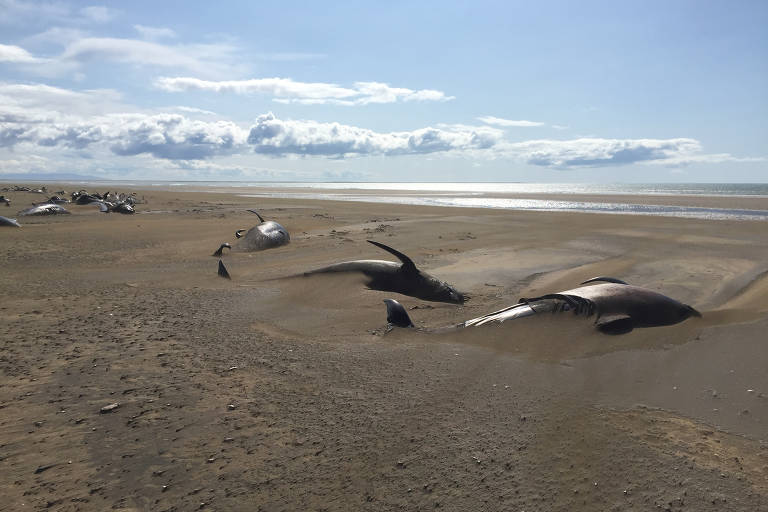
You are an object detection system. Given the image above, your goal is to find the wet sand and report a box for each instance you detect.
[1,185,767,511]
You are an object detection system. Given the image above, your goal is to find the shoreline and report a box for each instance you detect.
[5,181,768,219]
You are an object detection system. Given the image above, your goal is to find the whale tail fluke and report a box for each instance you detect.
[383,299,414,328]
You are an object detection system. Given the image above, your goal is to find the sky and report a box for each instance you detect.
[0,0,766,182]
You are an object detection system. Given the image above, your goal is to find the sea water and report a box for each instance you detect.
[234,182,768,221]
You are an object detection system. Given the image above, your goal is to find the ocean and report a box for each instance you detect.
[232,182,768,221]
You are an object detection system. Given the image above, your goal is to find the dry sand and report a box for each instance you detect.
[1,185,767,511]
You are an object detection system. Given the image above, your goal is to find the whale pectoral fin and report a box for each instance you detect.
[580,276,629,285]
[218,260,231,280]
[595,315,634,335]
[367,240,417,273]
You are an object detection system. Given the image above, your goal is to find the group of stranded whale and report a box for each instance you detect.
[0,187,140,227]
[2,190,703,337]
[213,208,702,336]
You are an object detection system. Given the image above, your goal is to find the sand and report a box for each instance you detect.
[1,185,767,511]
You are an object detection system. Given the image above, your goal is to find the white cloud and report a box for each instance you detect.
[0,109,249,158]
[155,77,454,105]
[643,152,766,167]
[156,76,357,99]
[246,113,499,156]
[2,37,243,78]
[21,27,86,46]
[478,116,545,127]
[0,83,758,169]
[173,106,217,116]
[61,38,221,73]
[0,82,125,117]
[503,138,704,168]
[108,114,247,159]
[134,24,177,40]
[0,43,47,63]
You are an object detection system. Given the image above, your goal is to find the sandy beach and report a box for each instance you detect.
[1,185,767,511]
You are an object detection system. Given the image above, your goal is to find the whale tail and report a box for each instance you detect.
[383,299,414,327]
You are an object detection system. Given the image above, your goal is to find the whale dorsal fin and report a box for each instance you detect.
[383,299,414,327]
[367,240,417,272]
[580,276,629,285]
[247,209,265,223]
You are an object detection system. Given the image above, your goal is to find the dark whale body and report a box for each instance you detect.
[237,210,290,251]
[306,240,465,304]
[385,277,700,334]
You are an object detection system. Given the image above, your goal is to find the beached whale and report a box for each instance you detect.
[236,210,290,251]
[305,240,466,304]
[383,277,700,334]
[0,215,20,227]
[18,203,70,216]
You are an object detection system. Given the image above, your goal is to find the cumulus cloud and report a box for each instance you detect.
[247,113,500,156]
[155,77,454,105]
[3,104,751,167]
[109,114,246,159]
[478,116,546,127]
[0,84,758,168]
[0,109,249,159]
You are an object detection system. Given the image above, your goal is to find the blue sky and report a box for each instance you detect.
[0,0,766,182]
